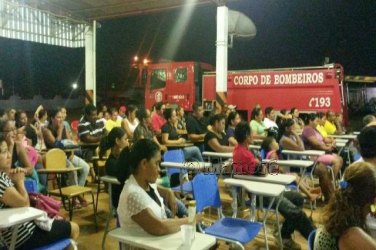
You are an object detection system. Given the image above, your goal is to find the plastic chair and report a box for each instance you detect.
[163,149,192,193]
[24,179,38,193]
[192,173,262,250]
[94,148,111,210]
[40,148,97,230]
[32,238,77,250]
[308,229,316,250]
[99,175,121,250]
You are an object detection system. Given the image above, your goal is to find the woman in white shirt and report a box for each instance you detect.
[117,139,197,235]
[121,104,139,139]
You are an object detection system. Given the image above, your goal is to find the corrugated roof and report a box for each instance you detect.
[19,0,223,21]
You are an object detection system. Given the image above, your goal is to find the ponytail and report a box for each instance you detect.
[99,127,125,158]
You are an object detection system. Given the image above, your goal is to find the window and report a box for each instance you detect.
[175,68,187,83]
[150,69,166,90]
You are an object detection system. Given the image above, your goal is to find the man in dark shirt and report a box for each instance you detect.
[78,104,106,163]
[78,104,105,143]
[186,103,207,152]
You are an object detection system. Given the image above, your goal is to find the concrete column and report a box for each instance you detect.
[216,5,228,93]
[85,22,96,105]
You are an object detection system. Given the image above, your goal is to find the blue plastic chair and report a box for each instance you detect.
[32,238,75,250]
[24,179,38,193]
[163,149,193,193]
[308,229,316,250]
[192,173,262,250]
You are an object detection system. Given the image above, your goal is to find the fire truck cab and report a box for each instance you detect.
[144,61,214,111]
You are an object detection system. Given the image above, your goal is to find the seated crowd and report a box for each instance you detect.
[1,101,376,250]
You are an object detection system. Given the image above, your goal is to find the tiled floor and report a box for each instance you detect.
[60,184,323,250]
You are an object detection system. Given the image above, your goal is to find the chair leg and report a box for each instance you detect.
[96,179,101,213]
[101,207,113,250]
[91,191,98,232]
[68,198,73,221]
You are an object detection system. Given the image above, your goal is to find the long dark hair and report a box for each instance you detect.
[47,109,60,125]
[261,136,275,156]
[99,127,125,158]
[323,162,376,237]
[303,113,317,126]
[136,108,149,125]
[126,105,138,117]
[227,111,239,129]
[115,139,159,184]
[15,110,27,128]
[251,108,262,120]
[277,118,295,141]
[129,139,160,174]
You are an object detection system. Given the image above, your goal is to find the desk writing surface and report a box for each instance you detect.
[224,178,284,197]
[330,134,357,140]
[161,161,212,170]
[0,207,44,228]
[282,150,325,156]
[234,173,296,185]
[100,175,120,185]
[336,142,346,147]
[262,159,314,168]
[202,151,233,158]
[109,228,216,250]
[249,145,261,150]
[166,143,194,148]
[38,166,83,174]
[335,138,349,143]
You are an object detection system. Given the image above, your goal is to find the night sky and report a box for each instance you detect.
[0,0,375,99]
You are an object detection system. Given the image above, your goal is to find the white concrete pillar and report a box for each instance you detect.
[84,21,96,105]
[216,5,228,93]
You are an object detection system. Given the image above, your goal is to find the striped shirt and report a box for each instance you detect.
[78,116,105,142]
[0,172,35,249]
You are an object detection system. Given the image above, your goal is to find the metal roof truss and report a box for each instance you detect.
[0,0,86,47]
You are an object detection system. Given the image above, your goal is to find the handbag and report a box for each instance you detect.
[29,192,61,218]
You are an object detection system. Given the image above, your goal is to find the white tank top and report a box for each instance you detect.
[124,118,139,133]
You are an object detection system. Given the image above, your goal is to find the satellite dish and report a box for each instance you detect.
[228,10,256,47]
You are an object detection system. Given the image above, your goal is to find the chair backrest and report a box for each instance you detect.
[163,149,186,176]
[260,149,267,160]
[308,229,316,250]
[44,148,67,170]
[33,238,75,250]
[192,173,221,212]
[24,179,38,192]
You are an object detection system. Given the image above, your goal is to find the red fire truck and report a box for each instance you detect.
[143,61,214,110]
[143,62,347,121]
[203,64,347,120]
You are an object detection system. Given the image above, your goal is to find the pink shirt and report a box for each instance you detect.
[302,126,324,150]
